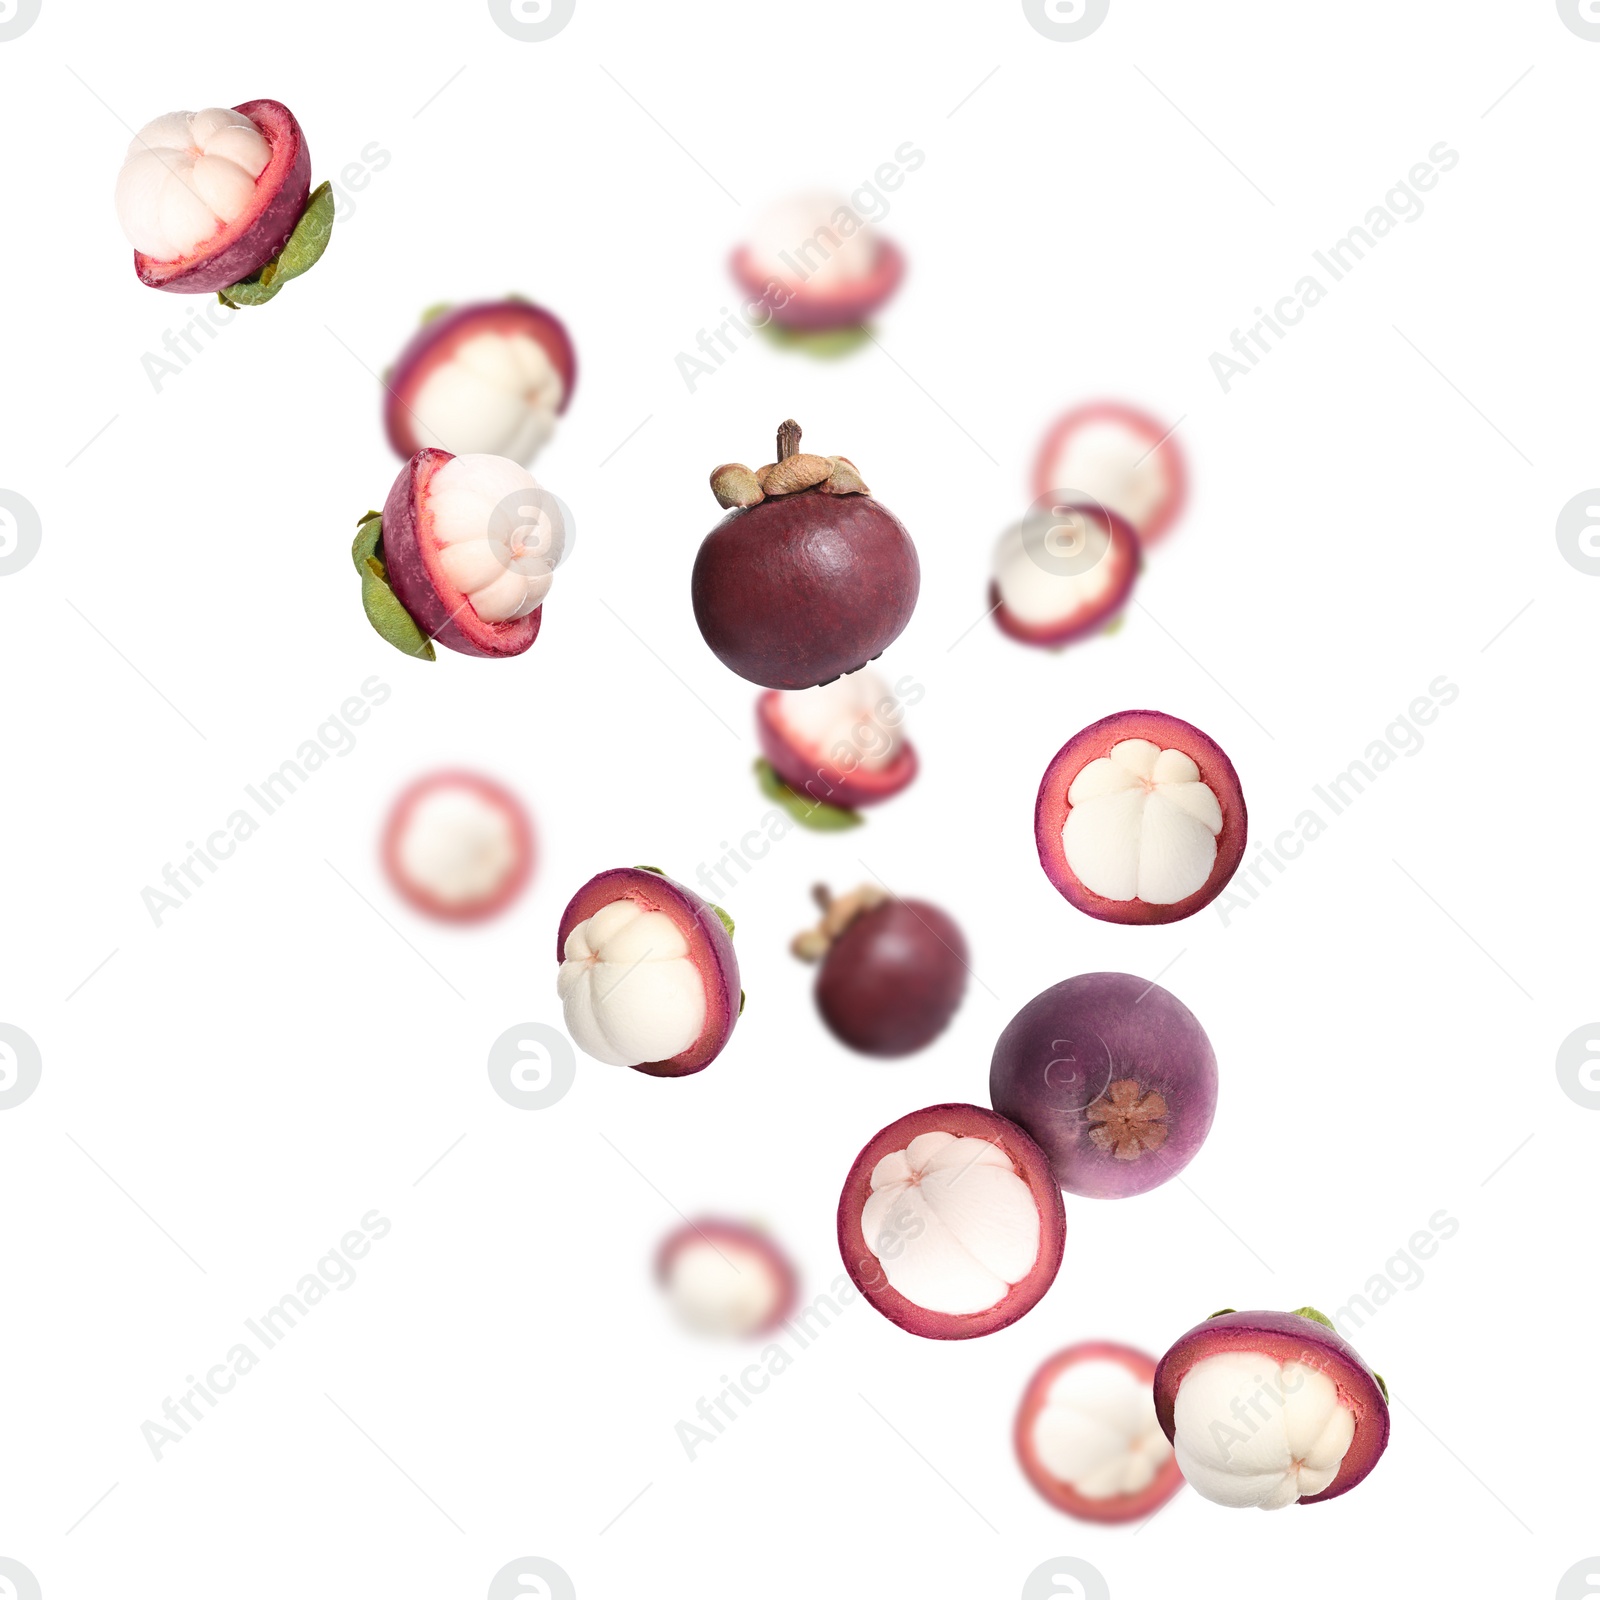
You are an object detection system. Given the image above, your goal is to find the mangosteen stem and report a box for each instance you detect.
[812,883,833,913]
[777,419,802,462]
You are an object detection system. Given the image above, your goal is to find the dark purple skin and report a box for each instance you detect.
[381,449,540,659]
[1154,1310,1391,1505]
[134,99,312,294]
[816,900,967,1057]
[988,972,1217,1199]
[691,490,920,690]
[556,867,741,1077]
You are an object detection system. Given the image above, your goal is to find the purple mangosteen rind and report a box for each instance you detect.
[1153,1308,1391,1505]
[991,507,1142,649]
[656,1219,799,1333]
[1034,709,1248,925]
[383,298,578,458]
[755,694,918,811]
[214,179,335,308]
[837,1102,1066,1341]
[988,972,1218,1199]
[730,237,906,333]
[556,867,742,1077]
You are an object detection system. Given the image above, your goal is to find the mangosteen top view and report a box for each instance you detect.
[114,102,333,304]
[691,420,920,690]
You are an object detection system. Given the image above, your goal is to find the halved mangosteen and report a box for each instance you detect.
[1035,710,1246,924]
[837,1103,1066,1339]
[1153,1308,1391,1509]
[381,770,534,923]
[384,299,577,465]
[114,101,332,304]
[755,666,918,815]
[1015,1341,1186,1523]
[990,499,1141,649]
[656,1219,798,1338]
[555,867,741,1077]
[353,449,564,660]
[1033,401,1188,547]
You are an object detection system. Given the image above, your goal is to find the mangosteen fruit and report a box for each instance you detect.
[837,1102,1066,1339]
[731,192,905,334]
[656,1219,798,1338]
[384,299,576,465]
[989,971,1217,1199]
[755,666,918,815]
[793,885,966,1058]
[556,867,741,1077]
[1153,1308,1391,1508]
[382,771,534,923]
[1034,401,1188,547]
[691,419,920,689]
[353,449,565,660]
[1035,709,1246,924]
[114,102,333,304]
[990,498,1141,649]
[1015,1341,1186,1523]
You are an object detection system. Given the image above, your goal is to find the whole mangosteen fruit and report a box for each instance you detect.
[793,884,966,1057]
[691,420,920,689]
[989,972,1217,1199]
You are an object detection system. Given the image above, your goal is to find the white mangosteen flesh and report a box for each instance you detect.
[410,334,565,463]
[557,899,706,1068]
[115,109,270,260]
[772,668,902,771]
[665,1237,784,1337]
[1033,1359,1173,1501]
[1063,740,1222,905]
[424,453,561,623]
[748,192,878,289]
[860,1131,1040,1316]
[1046,416,1172,533]
[993,514,1117,627]
[1171,1351,1356,1509]
[395,784,518,908]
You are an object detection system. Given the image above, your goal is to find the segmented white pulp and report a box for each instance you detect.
[393,783,519,908]
[747,192,879,289]
[664,1236,784,1338]
[1063,739,1222,905]
[769,667,903,771]
[423,453,562,623]
[558,899,706,1067]
[992,511,1119,627]
[408,332,566,465]
[1032,1359,1173,1500]
[1041,414,1175,536]
[1171,1352,1356,1510]
[860,1131,1040,1315]
[116,108,270,260]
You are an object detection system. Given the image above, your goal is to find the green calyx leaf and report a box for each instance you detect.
[710,903,735,940]
[352,513,435,660]
[753,759,862,832]
[420,301,453,325]
[738,989,746,1015]
[1293,1307,1337,1331]
[1102,614,1127,636]
[217,181,336,308]
[758,320,873,360]
[633,865,665,876]
[1372,1370,1389,1403]
[1206,1308,1238,1319]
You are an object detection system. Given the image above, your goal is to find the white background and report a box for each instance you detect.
[1,2,1595,1596]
